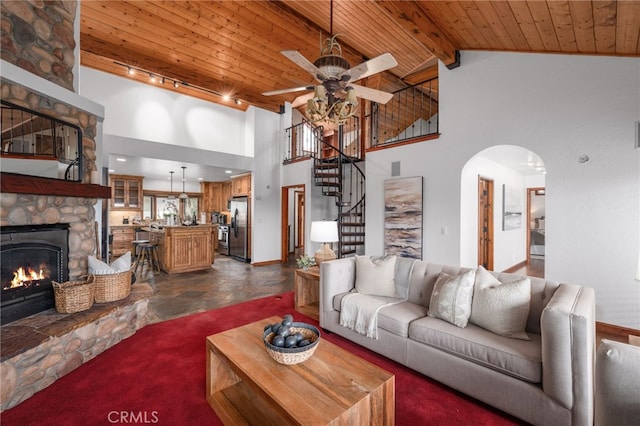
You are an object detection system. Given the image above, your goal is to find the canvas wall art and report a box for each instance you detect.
[502,184,523,231]
[384,176,423,259]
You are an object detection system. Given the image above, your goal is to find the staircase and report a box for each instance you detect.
[311,118,366,257]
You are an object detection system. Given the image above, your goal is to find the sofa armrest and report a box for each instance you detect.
[540,283,595,425]
[319,257,355,328]
[595,339,640,425]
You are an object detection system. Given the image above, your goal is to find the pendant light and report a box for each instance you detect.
[179,166,189,199]
[168,170,176,199]
[163,171,178,222]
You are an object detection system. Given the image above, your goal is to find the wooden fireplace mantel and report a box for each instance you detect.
[0,172,111,199]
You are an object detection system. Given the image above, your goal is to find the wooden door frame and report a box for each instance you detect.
[281,184,305,263]
[478,176,494,270]
[295,190,304,248]
[526,187,545,264]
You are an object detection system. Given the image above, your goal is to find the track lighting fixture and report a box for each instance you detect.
[115,61,242,105]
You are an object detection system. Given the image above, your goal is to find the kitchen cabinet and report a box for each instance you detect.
[231,173,251,196]
[109,174,143,210]
[222,182,232,209]
[154,225,215,274]
[201,182,222,212]
[110,226,135,259]
[201,182,234,212]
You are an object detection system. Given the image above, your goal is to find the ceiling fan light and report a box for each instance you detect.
[313,85,327,100]
[345,87,358,105]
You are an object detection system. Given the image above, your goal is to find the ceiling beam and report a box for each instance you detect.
[373,0,460,69]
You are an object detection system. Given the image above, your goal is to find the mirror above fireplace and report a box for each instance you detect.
[1,100,83,182]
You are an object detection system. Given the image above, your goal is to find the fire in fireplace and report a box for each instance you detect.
[1,224,69,324]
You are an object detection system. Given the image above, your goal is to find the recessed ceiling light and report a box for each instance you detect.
[197,177,204,181]
[222,94,230,101]
[225,170,232,174]
[108,169,115,173]
[116,158,126,162]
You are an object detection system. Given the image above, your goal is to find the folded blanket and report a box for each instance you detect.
[340,292,403,339]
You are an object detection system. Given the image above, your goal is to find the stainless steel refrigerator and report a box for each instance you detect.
[229,196,249,262]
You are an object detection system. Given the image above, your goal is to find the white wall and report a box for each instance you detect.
[365,51,640,328]
[250,106,283,263]
[79,67,251,157]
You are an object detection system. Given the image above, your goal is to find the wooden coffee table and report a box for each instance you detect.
[206,316,395,425]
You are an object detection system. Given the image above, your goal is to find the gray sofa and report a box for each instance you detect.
[319,256,596,426]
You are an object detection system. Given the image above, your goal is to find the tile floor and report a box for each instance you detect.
[140,254,298,324]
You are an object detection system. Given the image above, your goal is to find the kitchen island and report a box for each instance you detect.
[148,224,216,274]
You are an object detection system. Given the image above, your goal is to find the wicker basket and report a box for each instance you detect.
[93,270,131,303]
[263,322,320,365]
[52,276,96,314]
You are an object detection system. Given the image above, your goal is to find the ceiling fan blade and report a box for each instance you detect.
[262,85,312,96]
[281,50,328,81]
[292,92,314,108]
[341,53,398,82]
[350,84,394,104]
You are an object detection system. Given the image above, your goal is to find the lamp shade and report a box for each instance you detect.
[310,221,338,243]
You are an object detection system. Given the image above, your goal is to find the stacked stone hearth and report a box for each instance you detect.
[1,0,151,412]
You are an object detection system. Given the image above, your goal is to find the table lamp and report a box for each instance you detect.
[310,220,339,265]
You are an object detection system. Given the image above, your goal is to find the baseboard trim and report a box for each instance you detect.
[596,321,640,339]
[502,260,527,273]
[251,259,282,267]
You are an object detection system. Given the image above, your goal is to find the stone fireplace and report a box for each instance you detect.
[1,224,69,324]
[1,1,152,412]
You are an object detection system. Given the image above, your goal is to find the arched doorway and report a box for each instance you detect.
[460,145,546,275]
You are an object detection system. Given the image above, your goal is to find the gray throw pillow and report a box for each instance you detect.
[470,266,531,340]
[427,269,475,328]
[354,255,397,297]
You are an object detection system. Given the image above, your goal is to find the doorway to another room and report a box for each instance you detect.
[281,185,305,263]
[526,187,546,277]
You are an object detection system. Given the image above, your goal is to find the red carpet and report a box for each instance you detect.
[2,292,524,425]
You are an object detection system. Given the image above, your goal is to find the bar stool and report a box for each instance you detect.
[135,243,160,273]
[131,239,149,271]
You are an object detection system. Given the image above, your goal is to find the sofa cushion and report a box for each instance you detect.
[427,270,475,328]
[471,266,531,340]
[355,255,397,297]
[333,294,427,338]
[377,301,428,337]
[409,316,542,383]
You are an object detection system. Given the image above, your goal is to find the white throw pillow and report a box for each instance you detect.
[88,251,131,275]
[354,255,397,297]
[470,266,531,340]
[427,269,475,328]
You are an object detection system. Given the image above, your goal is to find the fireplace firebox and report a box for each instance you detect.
[1,224,69,324]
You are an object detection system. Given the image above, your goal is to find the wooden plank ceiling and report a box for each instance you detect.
[80,1,640,113]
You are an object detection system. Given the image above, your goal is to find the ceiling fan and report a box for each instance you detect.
[262,1,397,126]
[262,37,397,105]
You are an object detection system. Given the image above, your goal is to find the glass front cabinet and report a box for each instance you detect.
[109,174,143,209]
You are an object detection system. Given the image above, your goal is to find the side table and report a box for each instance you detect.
[294,266,320,320]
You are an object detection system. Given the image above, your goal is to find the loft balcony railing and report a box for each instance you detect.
[370,78,438,148]
[284,120,322,163]
[284,116,361,163]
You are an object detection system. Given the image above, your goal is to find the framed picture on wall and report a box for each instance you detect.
[384,176,423,259]
[502,184,523,231]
